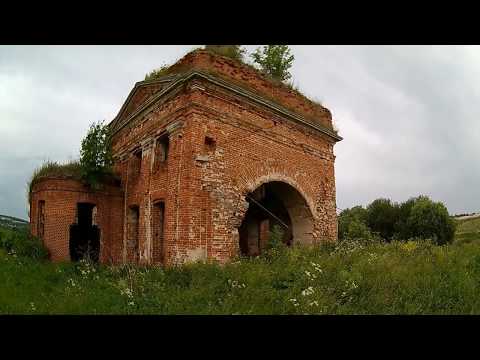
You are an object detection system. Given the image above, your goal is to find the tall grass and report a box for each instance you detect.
[2,235,480,314]
[454,217,480,245]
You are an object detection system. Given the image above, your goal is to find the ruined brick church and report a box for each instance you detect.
[29,48,342,265]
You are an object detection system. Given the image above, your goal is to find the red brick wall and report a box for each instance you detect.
[30,178,124,263]
[30,50,339,266]
[106,73,337,265]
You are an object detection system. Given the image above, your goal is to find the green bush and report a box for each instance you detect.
[343,218,377,242]
[251,45,295,81]
[267,224,285,250]
[27,121,114,204]
[338,206,369,240]
[341,195,455,245]
[406,197,456,245]
[366,198,399,241]
[0,228,49,260]
[262,225,287,261]
[79,121,114,189]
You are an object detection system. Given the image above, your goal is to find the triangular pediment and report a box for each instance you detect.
[109,75,178,131]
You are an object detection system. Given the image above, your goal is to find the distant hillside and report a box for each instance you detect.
[453,212,480,220]
[454,215,480,245]
[0,215,29,232]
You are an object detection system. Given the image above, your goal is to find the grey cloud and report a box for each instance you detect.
[0,45,478,219]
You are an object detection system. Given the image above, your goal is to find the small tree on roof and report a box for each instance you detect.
[80,120,113,189]
[251,45,295,82]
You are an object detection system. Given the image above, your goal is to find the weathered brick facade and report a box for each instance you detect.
[30,49,342,265]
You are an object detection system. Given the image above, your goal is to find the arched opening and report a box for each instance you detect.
[69,203,100,262]
[238,181,314,257]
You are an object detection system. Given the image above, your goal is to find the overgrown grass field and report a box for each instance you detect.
[1,217,480,315]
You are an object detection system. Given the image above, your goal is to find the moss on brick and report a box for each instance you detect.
[28,161,83,201]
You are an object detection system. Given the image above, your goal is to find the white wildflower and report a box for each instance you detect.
[121,287,134,298]
[310,262,323,273]
[228,279,245,289]
[289,298,300,307]
[301,286,315,296]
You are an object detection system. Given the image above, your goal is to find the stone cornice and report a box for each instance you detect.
[108,71,343,142]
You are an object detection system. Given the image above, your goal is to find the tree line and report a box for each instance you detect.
[338,196,457,245]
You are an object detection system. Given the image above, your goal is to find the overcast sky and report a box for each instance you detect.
[1,45,479,220]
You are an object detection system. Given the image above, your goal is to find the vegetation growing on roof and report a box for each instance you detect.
[79,120,114,189]
[251,45,295,82]
[144,64,170,81]
[28,121,115,205]
[140,46,336,133]
[27,160,82,203]
[204,45,246,61]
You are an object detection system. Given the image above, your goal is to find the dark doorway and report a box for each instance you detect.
[239,183,293,257]
[69,203,100,262]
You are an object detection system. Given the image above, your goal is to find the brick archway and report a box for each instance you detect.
[237,178,315,256]
[243,173,317,219]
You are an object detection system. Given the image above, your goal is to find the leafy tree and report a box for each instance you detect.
[80,121,113,189]
[251,45,295,81]
[366,198,399,241]
[393,195,428,240]
[406,197,456,245]
[205,45,246,61]
[343,218,375,242]
[338,206,369,241]
[339,195,456,245]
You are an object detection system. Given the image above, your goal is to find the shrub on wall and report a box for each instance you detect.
[251,45,295,82]
[80,121,114,189]
[28,120,114,202]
